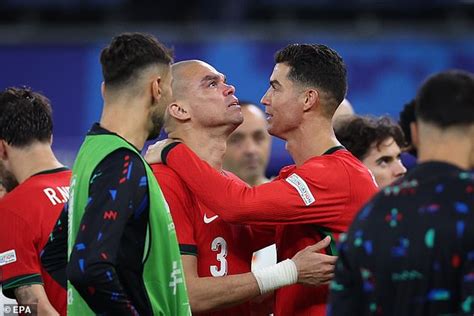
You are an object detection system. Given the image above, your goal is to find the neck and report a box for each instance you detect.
[100,100,150,150]
[10,143,63,183]
[285,116,340,166]
[169,125,231,170]
[417,123,474,170]
[417,134,472,170]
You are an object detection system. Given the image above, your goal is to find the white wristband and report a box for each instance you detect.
[252,259,298,295]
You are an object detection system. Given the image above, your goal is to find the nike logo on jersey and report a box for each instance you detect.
[203,214,219,224]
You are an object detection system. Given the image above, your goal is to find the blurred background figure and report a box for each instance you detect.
[224,101,272,186]
[335,115,407,188]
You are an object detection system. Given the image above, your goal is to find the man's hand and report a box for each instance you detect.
[291,236,337,286]
[144,139,179,164]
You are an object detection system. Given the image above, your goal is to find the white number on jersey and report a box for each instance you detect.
[210,237,228,277]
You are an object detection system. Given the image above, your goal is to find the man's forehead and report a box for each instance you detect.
[271,63,290,77]
[370,137,402,155]
[173,61,219,79]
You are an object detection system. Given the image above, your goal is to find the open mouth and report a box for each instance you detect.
[228,101,241,108]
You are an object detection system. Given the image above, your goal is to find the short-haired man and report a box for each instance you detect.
[335,115,407,188]
[328,70,474,315]
[0,87,70,315]
[146,44,378,315]
[67,33,190,315]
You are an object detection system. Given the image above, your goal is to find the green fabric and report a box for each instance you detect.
[316,227,339,256]
[67,133,190,315]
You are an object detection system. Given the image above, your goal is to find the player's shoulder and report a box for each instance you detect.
[293,150,352,176]
[33,168,72,183]
[151,163,190,192]
[0,184,34,219]
[93,148,146,177]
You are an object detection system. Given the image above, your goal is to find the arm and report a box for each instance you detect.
[184,237,336,313]
[67,150,146,315]
[148,142,347,226]
[182,255,260,312]
[14,284,58,316]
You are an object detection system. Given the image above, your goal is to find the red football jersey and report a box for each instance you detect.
[164,144,379,315]
[0,168,70,316]
[152,164,272,316]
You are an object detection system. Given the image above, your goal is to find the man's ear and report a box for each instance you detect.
[168,102,190,122]
[302,89,319,112]
[410,121,419,150]
[152,77,162,103]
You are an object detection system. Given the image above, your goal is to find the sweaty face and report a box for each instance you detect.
[260,63,304,140]
[148,66,173,140]
[362,137,407,188]
[180,62,242,129]
[224,105,271,184]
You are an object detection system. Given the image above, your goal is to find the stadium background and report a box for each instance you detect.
[0,0,473,177]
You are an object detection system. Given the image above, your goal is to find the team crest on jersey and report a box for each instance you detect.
[0,249,17,266]
[285,173,315,206]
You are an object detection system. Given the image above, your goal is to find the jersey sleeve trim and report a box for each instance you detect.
[2,273,43,298]
[179,244,197,256]
[162,142,182,165]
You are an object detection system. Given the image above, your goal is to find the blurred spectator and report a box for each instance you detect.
[335,115,407,188]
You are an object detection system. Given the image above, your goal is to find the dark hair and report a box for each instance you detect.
[416,70,474,128]
[100,32,174,87]
[275,44,347,114]
[399,99,417,156]
[335,115,405,160]
[0,87,53,147]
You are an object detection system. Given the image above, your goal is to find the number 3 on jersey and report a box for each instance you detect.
[210,237,227,276]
